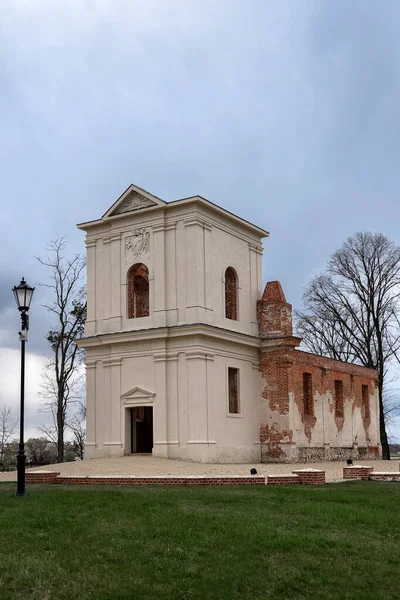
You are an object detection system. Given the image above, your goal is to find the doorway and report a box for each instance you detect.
[129,406,153,453]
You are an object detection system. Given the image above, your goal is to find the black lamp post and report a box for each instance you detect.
[12,278,34,497]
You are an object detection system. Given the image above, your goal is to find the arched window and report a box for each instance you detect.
[225,267,238,320]
[127,263,149,318]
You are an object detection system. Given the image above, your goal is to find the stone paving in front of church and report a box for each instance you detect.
[1,455,399,483]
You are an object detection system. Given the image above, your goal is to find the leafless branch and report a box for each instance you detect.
[36,237,87,462]
[0,406,18,464]
[295,231,400,459]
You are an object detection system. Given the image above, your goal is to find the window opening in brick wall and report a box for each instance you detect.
[362,384,370,420]
[228,367,240,414]
[303,373,314,416]
[225,267,238,320]
[335,380,344,418]
[127,263,149,318]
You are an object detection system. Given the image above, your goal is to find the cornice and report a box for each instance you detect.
[164,222,177,231]
[184,216,213,230]
[249,242,263,255]
[186,350,215,361]
[103,358,123,368]
[77,186,269,243]
[259,335,302,350]
[78,323,261,349]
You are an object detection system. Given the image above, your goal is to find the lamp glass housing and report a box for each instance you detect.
[13,278,35,312]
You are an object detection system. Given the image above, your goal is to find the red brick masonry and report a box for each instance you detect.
[27,467,399,486]
[258,281,380,463]
[292,469,326,485]
[26,473,266,486]
[267,475,300,485]
[268,469,325,485]
[343,466,373,480]
[26,470,327,486]
[343,466,400,481]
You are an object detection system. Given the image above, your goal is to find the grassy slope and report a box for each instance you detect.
[0,482,399,600]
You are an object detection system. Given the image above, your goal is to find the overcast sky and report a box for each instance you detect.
[1,0,400,441]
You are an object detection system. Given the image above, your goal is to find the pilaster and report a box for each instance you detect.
[186,350,216,461]
[252,360,261,449]
[85,360,97,453]
[249,243,262,335]
[184,218,211,322]
[109,232,122,332]
[166,353,179,453]
[152,224,167,327]
[103,236,112,332]
[177,351,189,448]
[205,353,216,449]
[165,223,178,326]
[152,352,168,457]
[85,239,97,336]
[103,357,123,455]
[187,351,208,443]
[176,221,186,324]
[204,222,213,323]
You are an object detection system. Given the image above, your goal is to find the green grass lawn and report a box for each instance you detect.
[0,482,399,600]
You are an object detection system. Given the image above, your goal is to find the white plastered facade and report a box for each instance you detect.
[78,185,268,463]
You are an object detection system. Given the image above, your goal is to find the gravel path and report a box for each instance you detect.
[0,456,397,483]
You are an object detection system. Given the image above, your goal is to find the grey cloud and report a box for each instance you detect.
[1,1,400,439]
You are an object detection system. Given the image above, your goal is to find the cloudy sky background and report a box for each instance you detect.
[1,0,400,441]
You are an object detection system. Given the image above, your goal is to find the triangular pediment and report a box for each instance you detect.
[103,184,166,219]
[121,386,155,404]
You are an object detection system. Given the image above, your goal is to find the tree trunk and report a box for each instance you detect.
[57,400,64,463]
[379,379,390,460]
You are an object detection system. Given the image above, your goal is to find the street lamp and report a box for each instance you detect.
[12,278,34,497]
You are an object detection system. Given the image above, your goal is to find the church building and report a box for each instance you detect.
[77,184,380,463]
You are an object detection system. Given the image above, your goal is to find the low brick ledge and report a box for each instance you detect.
[25,471,60,484]
[27,470,328,487]
[267,474,300,485]
[26,472,266,486]
[343,466,373,480]
[292,468,326,485]
[267,470,326,485]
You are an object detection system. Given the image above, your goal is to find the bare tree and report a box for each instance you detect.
[67,417,86,460]
[36,238,86,462]
[295,232,400,460]
[25,437,57,465]
[66,401,86,460]
[0,406,17,469]
[3,439,19,470]
[383,387,400,439]
[37,421,58,446]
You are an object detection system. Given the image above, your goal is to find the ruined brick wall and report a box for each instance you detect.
[257,280,292,337]
[258,280,381,463]
[259,347,293,462]
[289,351,380,462]
[258,280,298,462]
